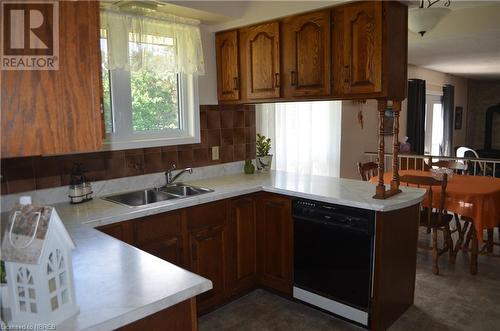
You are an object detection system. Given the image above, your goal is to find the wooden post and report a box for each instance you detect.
[374,99,387,199]
[391,100,401,192]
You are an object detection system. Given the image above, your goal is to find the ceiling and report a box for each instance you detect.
[408,1,500,80]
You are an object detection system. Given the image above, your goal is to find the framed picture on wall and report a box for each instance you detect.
[455,106,463,130]
[383,109,394,135]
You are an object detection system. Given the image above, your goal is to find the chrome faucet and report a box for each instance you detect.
[165,164,193,185]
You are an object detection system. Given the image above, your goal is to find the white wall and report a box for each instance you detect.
[198,24,218,105]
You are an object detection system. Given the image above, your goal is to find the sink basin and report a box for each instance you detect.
[102,184,213,207]
[159,183,214,197]
[102,189,177,207]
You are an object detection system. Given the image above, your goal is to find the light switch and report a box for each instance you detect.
[212,146,219,160]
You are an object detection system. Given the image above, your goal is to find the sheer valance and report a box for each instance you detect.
[100,10,205,75]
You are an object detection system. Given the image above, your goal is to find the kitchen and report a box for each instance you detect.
[1,1,500,330]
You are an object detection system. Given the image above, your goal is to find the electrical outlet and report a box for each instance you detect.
[212,146,219,160]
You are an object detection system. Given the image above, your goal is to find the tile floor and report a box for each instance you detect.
[199,227,500,331]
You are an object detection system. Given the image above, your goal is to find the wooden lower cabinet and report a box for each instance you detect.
[226,196,258,296]
[98,194,419,330]
[96,221,133,245]
[187,201,228,313]
[256,194,293,296]
[97,194,292,315]
[133,211,186,268]
[117,298,197,331]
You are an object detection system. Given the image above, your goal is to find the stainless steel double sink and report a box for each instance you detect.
[102,183,213,207]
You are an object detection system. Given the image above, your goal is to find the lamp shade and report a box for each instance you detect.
[408,7,451,36]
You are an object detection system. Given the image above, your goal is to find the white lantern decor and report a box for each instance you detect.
[1,196,79,326]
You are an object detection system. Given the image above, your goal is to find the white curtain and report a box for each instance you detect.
[100,10,205,75]
[256,101,342,177]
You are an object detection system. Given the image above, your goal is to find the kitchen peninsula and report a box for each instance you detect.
[0,170,425,330]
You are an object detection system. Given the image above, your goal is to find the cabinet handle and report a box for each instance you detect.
[290,71,297,86]
[275,73,280,87]
[344,65,350,84]
[233,77,239,90]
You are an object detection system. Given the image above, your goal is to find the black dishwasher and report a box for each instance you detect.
[293,199,375,326]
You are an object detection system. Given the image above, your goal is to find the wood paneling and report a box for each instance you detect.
[341,1,382,95]
[282,10,331,98]
[371,204,419,331]
[241,22,280,99]
[216,30,240,101]
[256,194,293,296]
[227,196,258,296]
[117,298,197,331]
[1,1,103,157]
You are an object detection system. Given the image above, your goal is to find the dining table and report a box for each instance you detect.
[371,169,500,274]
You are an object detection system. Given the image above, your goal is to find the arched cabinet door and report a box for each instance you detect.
[241,22,280,100]
[216,30,240,101]
[282,10,331,98]
[341,1,382,95]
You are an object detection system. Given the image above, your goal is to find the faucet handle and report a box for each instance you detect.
[170,163,176,170]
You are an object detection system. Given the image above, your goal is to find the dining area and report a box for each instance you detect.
[358,160,500,276]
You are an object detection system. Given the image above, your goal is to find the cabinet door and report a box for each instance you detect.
[132,211,186,267]
[282,10,331,98]
[190,226,226,313]
[139,237,184,268]
[227,197,257,296]
[216,30,240,101]
[241,22,280,100]
[256,194,293,295]
[1,1,103,157]
[341,1,382,95]
[97,222,133,244]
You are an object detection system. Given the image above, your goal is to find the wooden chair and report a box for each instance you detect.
[357,162,378,181]
[429,160,471,255]
[400,173,453,275]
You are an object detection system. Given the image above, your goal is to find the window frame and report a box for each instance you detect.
[100,32,200,151]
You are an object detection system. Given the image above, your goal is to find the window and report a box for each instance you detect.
[256,101,342,177]
[424,94,443,155]
[100,11,205,150]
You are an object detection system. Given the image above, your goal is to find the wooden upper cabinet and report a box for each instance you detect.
[216,30,240,101]
[1,1,103,158]
[240,22,280,100]
[336,1,383,95]
[282,10,331,98]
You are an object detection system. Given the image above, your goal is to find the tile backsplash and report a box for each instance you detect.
[1,104,256,194]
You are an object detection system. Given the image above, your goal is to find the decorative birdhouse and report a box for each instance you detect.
[1,197,79,326]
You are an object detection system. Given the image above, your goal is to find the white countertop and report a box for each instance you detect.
[1,171,425,330]
[55,171,426,229]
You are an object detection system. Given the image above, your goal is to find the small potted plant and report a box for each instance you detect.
[256,133,273,172]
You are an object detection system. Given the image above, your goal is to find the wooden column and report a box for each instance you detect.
[391,100,401,191]
[374,99,387,199]
[373,99,402,199]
